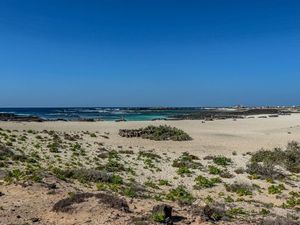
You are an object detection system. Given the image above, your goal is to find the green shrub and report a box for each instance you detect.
[282,192,300,208]
[152,212,165,222]
[208,165,221,175]
[144,180,159,189]
[268,184,285,194]
[194,175,221,189]
[246,162,284,180]
[166,186,194,205]
[225,183,253,196]
[226,207,246,218]
[249,142,300,173]
[52,168,120,184]
[158,179,171,186]
[176,166,192,176]
[259,208,270,216]
[4,168,43,183]
[213,156,232,166]
[172,152,202,170]
[47,142,60,153]
[4,169,25,182]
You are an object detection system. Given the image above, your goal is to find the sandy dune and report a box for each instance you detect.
[1,113,299,156]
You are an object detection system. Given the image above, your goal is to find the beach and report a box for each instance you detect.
[0,114,299,225]
[1,113,300,154]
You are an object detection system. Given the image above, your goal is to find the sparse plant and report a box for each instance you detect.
[194,175,221,189]
[268,184,285,194]
[213,156,232,166]
[176,166,192,176]
[158,179,171,186]
[208,165,221,175]
[166,186,194,205]
[225,182,253,196]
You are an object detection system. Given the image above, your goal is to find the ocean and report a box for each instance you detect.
[0,107,203,121]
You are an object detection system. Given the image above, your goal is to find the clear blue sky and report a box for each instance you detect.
[0,0,299,107]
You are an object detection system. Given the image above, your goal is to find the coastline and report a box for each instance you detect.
[1,113,300,154]
[0,107,299,122]
[1,111,300,224]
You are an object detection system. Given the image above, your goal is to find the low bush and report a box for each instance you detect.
[176,166,192,176]
[225,182,253,196]
[172,152,202,170]
[208,165,221,175]
[166,186,194,205]
[246,162,284,180]
[158,179,171,186]
[213,156,232,166]
[52,168,121,184]
[194,175,221,189]
[268,184,285,194]
[119,125,192,141]
[249,142,300,173]
[52,192,130,213]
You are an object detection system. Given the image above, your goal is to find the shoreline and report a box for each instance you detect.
[1,113,300,154]
[1,107,299,122]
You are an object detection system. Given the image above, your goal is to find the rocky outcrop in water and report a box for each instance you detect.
[172,108,292,120]
[0,113,43,122]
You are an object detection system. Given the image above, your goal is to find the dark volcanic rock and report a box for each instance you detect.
[173,108,286,120]
[203,203,226,222]
[152,204,172,221]
[0,113,43,122]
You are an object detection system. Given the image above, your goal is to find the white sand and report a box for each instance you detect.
[1,113,300,155]
[1,114,300,225]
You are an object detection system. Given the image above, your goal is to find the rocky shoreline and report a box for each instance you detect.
[171,108,296,120]
[0,108,298,122]
[0,113,44,122]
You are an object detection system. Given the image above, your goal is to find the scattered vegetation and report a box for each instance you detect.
[1,127,299,225]
[52,168,121,184]
[137,151,161,171]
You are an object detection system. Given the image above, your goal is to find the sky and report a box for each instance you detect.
[0,0,299,107]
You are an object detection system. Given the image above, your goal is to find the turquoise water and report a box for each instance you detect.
[0,107,202,121]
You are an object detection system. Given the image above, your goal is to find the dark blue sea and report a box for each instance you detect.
[0,107,204,121]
